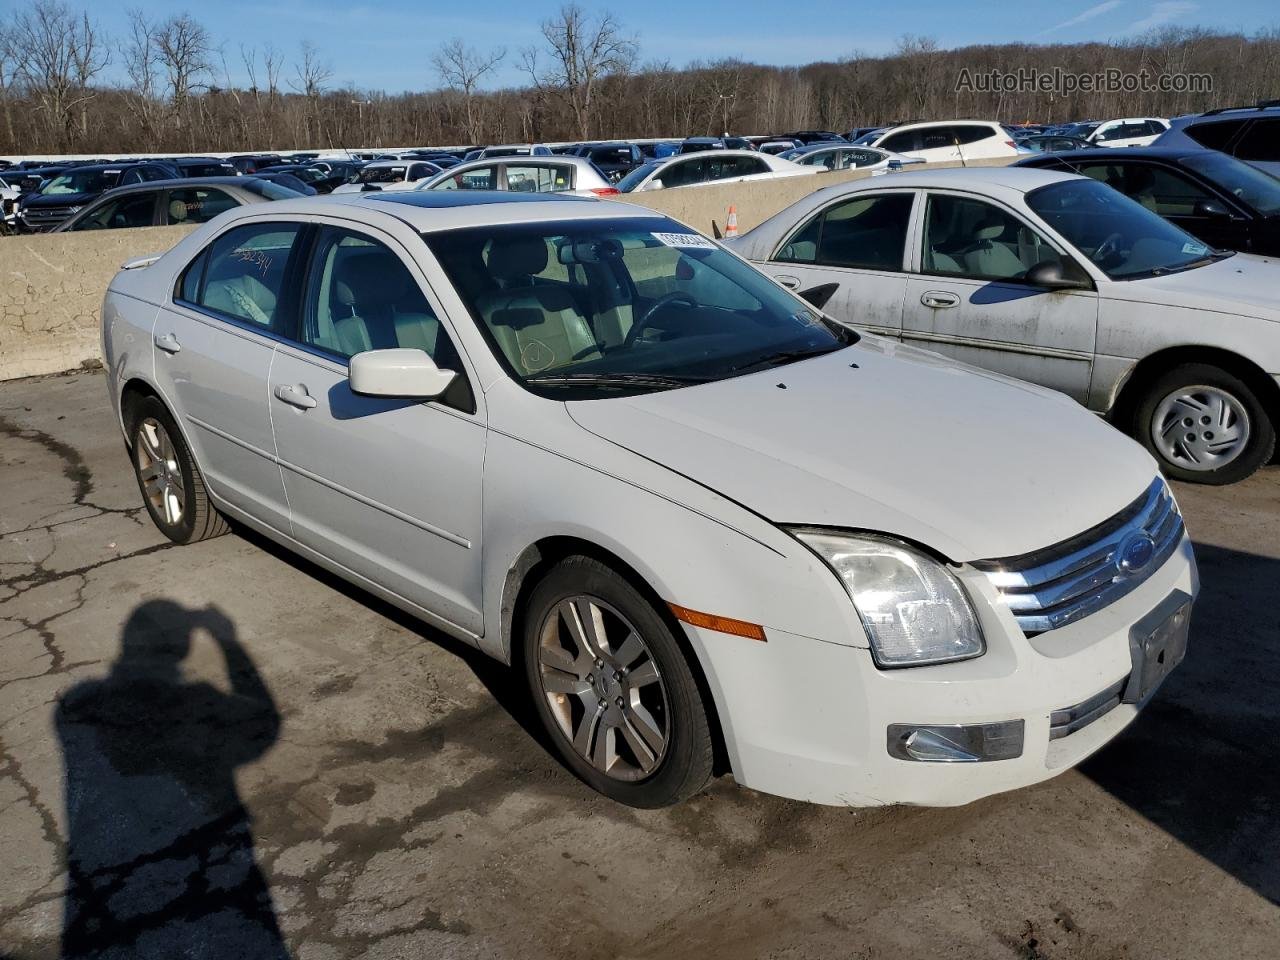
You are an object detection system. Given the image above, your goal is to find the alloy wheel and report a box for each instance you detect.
[134,417,186,526]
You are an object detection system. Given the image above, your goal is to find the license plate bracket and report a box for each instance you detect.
[1123,591,1193,706]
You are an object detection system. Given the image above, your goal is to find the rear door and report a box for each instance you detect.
[901,191,1098,402]
[756,190,916,337]
[267,221,487,634]
[155,220,304,531]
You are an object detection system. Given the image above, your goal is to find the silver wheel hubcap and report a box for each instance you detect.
[135,417,186,526]
[537,595,670,782]
[1151,386,1250,472]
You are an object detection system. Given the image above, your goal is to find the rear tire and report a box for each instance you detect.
[1132,363,1275,485]
[127,395,229,544]
[521,555,714,807]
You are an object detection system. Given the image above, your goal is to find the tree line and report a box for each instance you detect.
[1,0,1278,156]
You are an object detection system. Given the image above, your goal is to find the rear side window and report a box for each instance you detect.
[1183,120,1244,150]
[164,188,239,225]
[777,193,914,271]
[1233,119,1280,162]
[178,222,302,331]
[953,125,996,145]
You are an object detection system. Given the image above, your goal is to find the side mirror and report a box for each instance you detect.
[640,178,664,192]
[349,348,456,399]
[1193,198,1231,219]
[1025,259,1092,291]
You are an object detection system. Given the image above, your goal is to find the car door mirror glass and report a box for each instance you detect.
[349,348,457,399]
[641,178,664,191]
[1192,198,1231,219]
[1026,259,1092,290]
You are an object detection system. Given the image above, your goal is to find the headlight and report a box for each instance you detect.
[794,532,985,667]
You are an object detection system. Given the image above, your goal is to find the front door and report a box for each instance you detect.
[755,190,916,337]
[901,191,1098,403]
[268,223,487,635]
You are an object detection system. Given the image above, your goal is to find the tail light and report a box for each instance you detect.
[589,187,620,196]
[1005,140,1017,149]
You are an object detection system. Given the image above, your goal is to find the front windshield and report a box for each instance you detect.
[43,170,117,195]
[241,179,302,200]
[1181,152,1280,216]
[616,161,662,192]
[851,131,880,145]
[1027,178,1228,280]
[425,218,856,399]
[356,165,406,184]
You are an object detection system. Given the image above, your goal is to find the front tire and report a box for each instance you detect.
[1133,363,1275,485]
[128,396,229,544]
[521,556,714,807]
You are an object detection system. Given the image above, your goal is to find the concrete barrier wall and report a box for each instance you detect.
[0,156,1015,382]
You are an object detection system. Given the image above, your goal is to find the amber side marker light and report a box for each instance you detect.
[668,603,767,641]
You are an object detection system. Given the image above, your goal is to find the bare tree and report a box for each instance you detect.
[291,41,333,146]
[154,12,213,135]
[521,3,637,141]
[120,11,163,142]
[433,37,504,144]
[9,0,107,150]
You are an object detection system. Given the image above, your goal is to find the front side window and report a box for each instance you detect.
[70,193,156,231]
[426,218,855,399]
[1182,151,1280,215]
[356,166,406,184]
[1027,178,1228,279]
[922,194,1065,281]
[432,166,498,190]
[298,227,462,371]
[880,130,918,153]
[777,193,913,271]
[164,188,239,225]
[505,165,571,193]
[1073,162,1213,218]
[659,158,707,188]
[179,222,302,330]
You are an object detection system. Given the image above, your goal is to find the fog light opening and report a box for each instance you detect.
[887,720,1024,763]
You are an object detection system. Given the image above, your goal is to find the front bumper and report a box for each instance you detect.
[682,533,1198,807]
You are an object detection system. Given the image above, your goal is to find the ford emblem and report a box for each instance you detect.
[1116,532,1157,576]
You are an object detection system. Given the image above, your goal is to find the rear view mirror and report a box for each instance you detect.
[349,348,456,399]
[1025,259,1093,291]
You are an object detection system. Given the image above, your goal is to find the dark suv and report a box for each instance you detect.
[571,142,643,181]
[18,161,177,231]
[1156,103,1280,177]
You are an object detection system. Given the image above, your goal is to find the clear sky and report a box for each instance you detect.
[86,0,1279,93]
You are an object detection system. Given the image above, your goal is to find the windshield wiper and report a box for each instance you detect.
[728,345,845,375]
[524,372,708,389]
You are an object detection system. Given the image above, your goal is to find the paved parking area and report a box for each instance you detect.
[2,369,1278,960]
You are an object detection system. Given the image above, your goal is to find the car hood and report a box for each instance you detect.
[1106,253,1280,320]
[566,341,1156,562]
[23,191,97,207]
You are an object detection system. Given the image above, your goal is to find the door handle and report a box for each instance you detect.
[775,275,801,290]
[154,333,181,354]
[274,384,318,410]
[920,290,960,309]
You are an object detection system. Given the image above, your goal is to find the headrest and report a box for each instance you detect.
[168,200,188,222]
[490,307,546,330]
[975,222,1004,241]
[488,237,549,281]
[334,251,410,307]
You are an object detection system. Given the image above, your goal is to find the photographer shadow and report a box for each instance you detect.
[56,600,288,959]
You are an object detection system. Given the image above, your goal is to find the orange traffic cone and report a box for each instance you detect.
[725,205,738,238]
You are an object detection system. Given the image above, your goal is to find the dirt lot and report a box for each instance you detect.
[1,369,1278,960]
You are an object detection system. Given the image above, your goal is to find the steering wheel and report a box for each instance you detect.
[621,292,699,349]
[1092,232,1123,263]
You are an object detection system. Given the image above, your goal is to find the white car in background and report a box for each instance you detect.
[1088,118,1171,149]
[725,166,1280,484]
[418,156,619,197]
[780,144,926,174]
[331,159,442,193]
[100,190,1195,809]
[860,120,1020,164]
[616,150,817,193]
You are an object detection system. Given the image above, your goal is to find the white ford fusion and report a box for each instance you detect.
[101,191,1197,808]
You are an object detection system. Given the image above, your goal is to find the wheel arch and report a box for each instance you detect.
[1110,345,1280,433]
[500,534,732,775]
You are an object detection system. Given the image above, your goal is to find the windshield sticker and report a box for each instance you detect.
[1182,241,1210,256]
[653,231,716,250]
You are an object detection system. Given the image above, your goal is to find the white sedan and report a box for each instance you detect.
[331,159,442,193]
[616,149,817,192]
[726,166,1280,484]
[417,155,619,197]
[101,191,1195,808]
[780,144,926,174]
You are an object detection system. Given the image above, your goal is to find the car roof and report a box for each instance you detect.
[228,190,668,234]
[1015,146,1207,163]
[89,176,265,197]
[825,166,1073,194]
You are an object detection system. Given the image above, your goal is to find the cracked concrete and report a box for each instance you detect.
[1,368,1279,960]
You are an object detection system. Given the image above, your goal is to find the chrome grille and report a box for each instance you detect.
[974,478,1184,636]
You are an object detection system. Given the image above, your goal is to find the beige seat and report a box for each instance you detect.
[168,199,188,223]
[474,238,600,375]
[329,250,444,359]
[963,222,1025,278]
